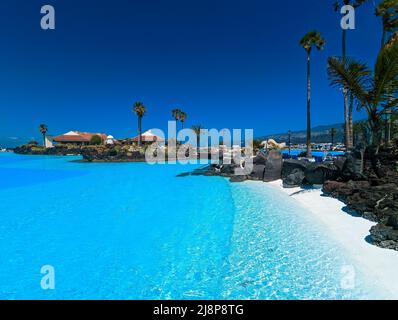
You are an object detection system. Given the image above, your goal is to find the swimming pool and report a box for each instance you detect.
[0,153,382,299]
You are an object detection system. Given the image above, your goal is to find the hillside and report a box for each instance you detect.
[258,123,345,144]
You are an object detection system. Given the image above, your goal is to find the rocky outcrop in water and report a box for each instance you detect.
[191,150,283,183]
[14,143,147,162]
[14,144,82,156]
[80,145,145,162]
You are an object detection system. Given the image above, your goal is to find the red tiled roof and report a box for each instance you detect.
[53,132,106,143]
[131,135,164,142]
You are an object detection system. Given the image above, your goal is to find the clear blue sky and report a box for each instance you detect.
[0,0,383,145]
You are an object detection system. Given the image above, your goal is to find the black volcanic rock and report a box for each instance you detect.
[263,153,283,182]
[253,154,267,165]
[14,144,81,156]
[249,164,265,180]
[370,224,398,250]
[283,169,305,188]
[322,141,398,251]
[281,159,308,187]
[80,146,145,162]
[229,175,248,183]
[282,159,308,178]
[304,163,340,185]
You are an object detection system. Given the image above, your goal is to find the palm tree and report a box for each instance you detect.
[39,124,48,147]
[172,108,181,125]
[376,0,398,48]
[334,1,366,150]
[179,111,187,129]
[327,35,398,150]
[353,120,370,146]
[329,61,370,148]
[300,31,326,158]
[133,102,146,146]
[330,128,337,149]
[191,125,203,147]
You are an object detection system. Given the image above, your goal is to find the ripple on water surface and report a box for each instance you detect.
[222,182,379,299]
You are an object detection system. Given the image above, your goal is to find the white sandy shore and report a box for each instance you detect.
[261,180,398,299]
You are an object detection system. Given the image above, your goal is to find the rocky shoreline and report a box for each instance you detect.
[193,143,398,251]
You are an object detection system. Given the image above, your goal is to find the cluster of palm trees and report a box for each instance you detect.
[133,102,202,146]
[171,108,187,129]
[300,0,398,157]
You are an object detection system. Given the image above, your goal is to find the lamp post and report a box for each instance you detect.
[288,130,291,158]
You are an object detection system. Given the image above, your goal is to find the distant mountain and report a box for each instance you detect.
[258,122,345,144]
[0,136,38,149]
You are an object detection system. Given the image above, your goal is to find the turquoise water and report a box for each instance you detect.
[0,153,381,299]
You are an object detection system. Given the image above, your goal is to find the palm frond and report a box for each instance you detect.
[327,57,371,108]
[374,35,398,105]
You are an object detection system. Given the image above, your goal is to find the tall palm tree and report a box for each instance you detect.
[376,0,398,48]
[327,35,398,150]
[179,111,187,129]
[330,128,337,148]
[172,108,181,125]
[191,125,203,147]
[133,102,146,146]
[334,0,366,150]
[300,31,326,158]
[39,124,48,147]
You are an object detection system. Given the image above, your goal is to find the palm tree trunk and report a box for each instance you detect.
[42,134,46,147]
[349,93,354,147]
[138,117,142,146]
[342,28,351,150]
[306,51,311,158]
[381,28,386,49]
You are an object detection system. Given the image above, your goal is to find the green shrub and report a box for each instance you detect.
[253,139,263,150]
[298,151,307,157]
[31,146,45,151]
[28,140,38,146]
[90,135,102,145]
